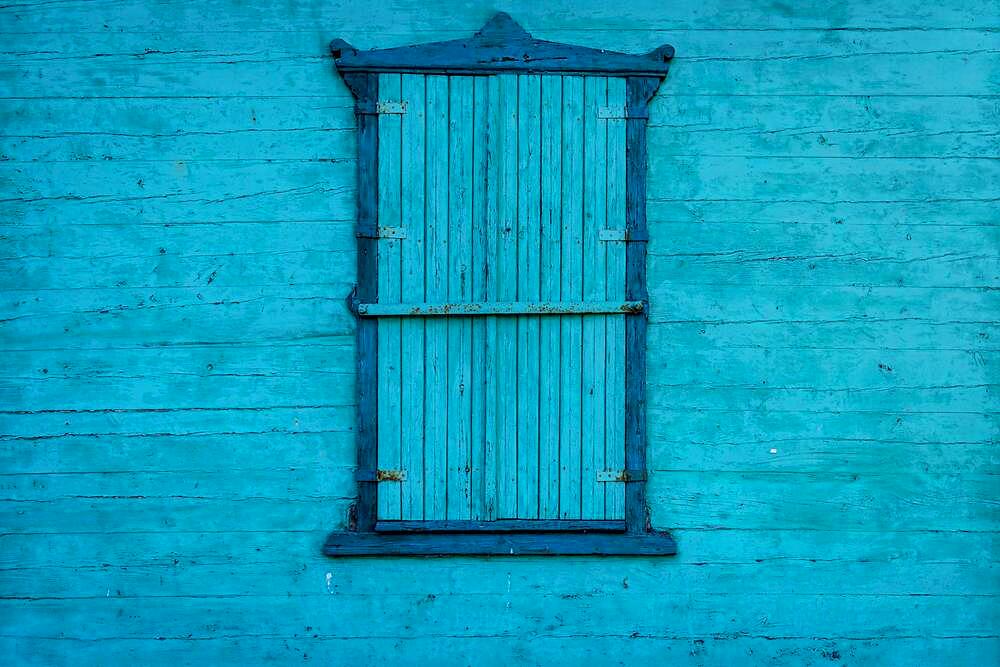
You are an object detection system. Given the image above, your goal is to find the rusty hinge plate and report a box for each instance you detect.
[356,100,408,115]
[355,469,407,482]
[596,469,646,482]
[377,101,407,114]
[596,105,648,120]
[599,228,649,242]
[356,225,407,239]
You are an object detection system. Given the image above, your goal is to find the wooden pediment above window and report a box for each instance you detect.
[330,12,673,76]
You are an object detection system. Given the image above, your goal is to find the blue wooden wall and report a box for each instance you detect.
[1,1,997,663]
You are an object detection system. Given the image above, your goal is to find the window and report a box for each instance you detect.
[325,13,675,555]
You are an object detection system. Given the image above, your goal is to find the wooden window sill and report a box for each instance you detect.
[323,530,677,556]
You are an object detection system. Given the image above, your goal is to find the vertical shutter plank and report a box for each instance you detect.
[399,74,426,521]
[516,74,542,519]
[483,76,500,521]
[537,75,563,519]
[559,75,585,520]
[446,76,474,520]
[376,73,403,520]
[469,76,490,520]
[494,74,519,519]
[605,77,627,520]
[581,76,609,519]
[424,75,449,519]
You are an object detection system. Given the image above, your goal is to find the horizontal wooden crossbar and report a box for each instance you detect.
[374,519,626,533]
[355,301,645,317]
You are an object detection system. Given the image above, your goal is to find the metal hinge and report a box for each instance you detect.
[599,228,649,242]
[356,225,407,239]
[356,469,407,482]
[596,105,648,120]
[596,469,646,482]
[356,100,408,116]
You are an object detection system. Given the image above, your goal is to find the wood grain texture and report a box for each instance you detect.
[2,0,998,664]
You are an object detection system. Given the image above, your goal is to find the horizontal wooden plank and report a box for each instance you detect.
[0,432,354,474]
[0,344,356,411]
[645,283,999,351]
[647,221,1000,288]
[651,441,1000,475]
[1,592,995,639]
[0,343,354,381]
[645,383,995,414]
[3,527,995,570]
[648,156,1000,206]
[0,97,355,162]
[2,0,995,32]
[0,286,356,350]
[0,372,353,411]
[650,282,1000,334]
[648,320,998,354]
[1,160,356,225]
[0,551,993,599]
[648,249,997,289]
[649,471,999,531]
[648,407,999,445]
[647,282,999,331]
[647,347,998,393]
[0,466,354,502]
[649,198,1000,227]
[1,528,996,598]
[0,404,354,440]
[1,221,356,290]
[650,94,1000,159]
[0,497,352,534]
[4,636,998,667]
[648,409,999,474]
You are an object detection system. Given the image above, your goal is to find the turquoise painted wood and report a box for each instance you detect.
[1,0,998,664]
[373,72,628,522]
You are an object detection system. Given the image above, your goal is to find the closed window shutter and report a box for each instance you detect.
[373,72,629,524]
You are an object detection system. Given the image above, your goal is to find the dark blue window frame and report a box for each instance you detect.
[324,13,676,556]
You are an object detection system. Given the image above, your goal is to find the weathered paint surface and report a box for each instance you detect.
[1,0,998,664]
[372,72,630,523]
